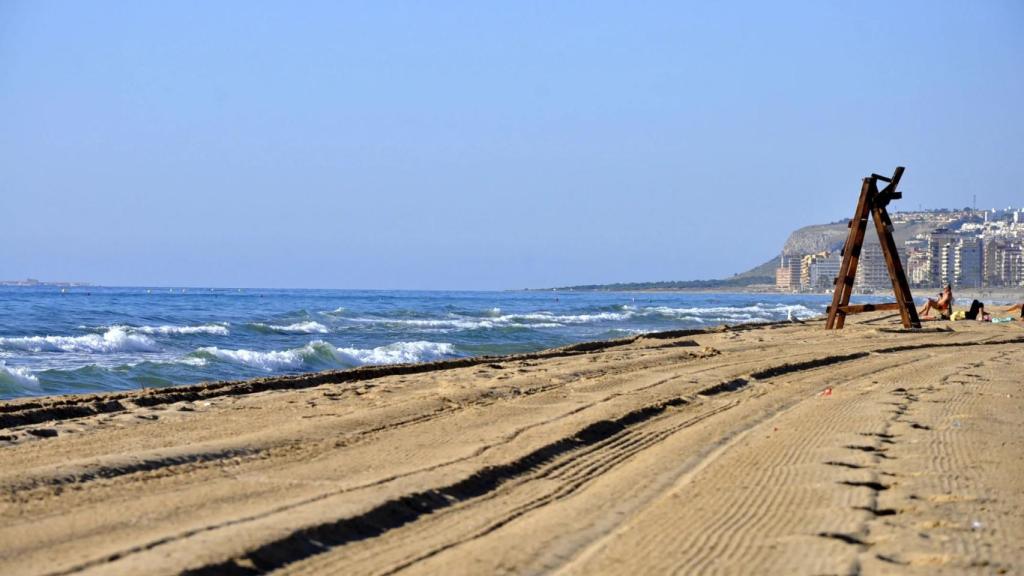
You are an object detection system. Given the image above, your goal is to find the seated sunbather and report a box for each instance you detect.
[919,285,953,318]
[1007,302,1023,318]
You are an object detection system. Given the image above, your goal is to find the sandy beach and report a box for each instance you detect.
[1,312,1022,575]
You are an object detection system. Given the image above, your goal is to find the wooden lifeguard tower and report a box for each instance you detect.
[826,167,921,330]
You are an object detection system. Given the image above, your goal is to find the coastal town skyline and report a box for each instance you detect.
[776,205,1024,294]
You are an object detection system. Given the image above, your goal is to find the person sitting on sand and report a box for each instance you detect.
[1007,302,1023,319]
[919,285,953,319]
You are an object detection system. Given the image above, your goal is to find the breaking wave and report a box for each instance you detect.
[0,327,160,354]
[347,311,632,331]
[123,324,229,336]
[249,321,330,334]
[196,344,322,371]
[336,341,456,365]
[344,303,819,332]
[194,340,456,372]
[0,361,40,391]
[641,303,819,322]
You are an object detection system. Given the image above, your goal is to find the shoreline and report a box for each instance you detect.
[0,324,767,423]
[1,313,1022,574]
[0,289,829,402]
[541,286,1024,301]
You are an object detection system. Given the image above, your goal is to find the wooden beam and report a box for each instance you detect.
[871,199,921,329]
[826,178,873,329]
[829,302,901,314]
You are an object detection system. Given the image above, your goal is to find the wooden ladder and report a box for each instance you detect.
[826,167,921,330]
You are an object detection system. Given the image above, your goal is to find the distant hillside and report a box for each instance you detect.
[545,215,944,292]
[779,218,937,256]
[545,275,773,292]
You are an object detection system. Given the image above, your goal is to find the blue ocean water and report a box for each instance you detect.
[0,287,855,400]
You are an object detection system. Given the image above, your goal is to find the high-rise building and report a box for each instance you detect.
[775,254,801,292]
[983,238,1003,287]
[928,228,957,287]
[1005,245,1024,287]
[907,249,930,286]
[984,239,1024,287]
[854,241,893,293]
[802,251,841,291]
[953,236,983,288]
[993,242,1024,287]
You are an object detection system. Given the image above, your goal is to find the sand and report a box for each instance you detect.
[1,312,1022,575]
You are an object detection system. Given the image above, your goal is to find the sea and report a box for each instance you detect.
[0,287,876,400]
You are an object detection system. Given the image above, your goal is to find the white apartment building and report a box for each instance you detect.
[953,236,983,288]
[854,242,894,293]
[802,252,841,291]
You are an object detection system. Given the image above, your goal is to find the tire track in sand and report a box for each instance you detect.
[559,354,936,576]
[272,356,888,575]
[183,349,869,575]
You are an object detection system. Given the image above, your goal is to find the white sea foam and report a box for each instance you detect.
[343,303,822,333]
[124,324,229,336]
[352,317,493,330]
[0,327,160,354]
[0,361,41,390]
[347,310,634,331]
[251,321,330,334]
[336,341,455,365]
[198,344,316,371]
[196,340,455,371]
[607,328,651,335]
[513,311,633,324]
[640,304,819,322]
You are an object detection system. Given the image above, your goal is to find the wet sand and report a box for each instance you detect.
[1,312,1022,575]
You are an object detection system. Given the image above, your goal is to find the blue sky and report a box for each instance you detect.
[2,1,1022,289]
